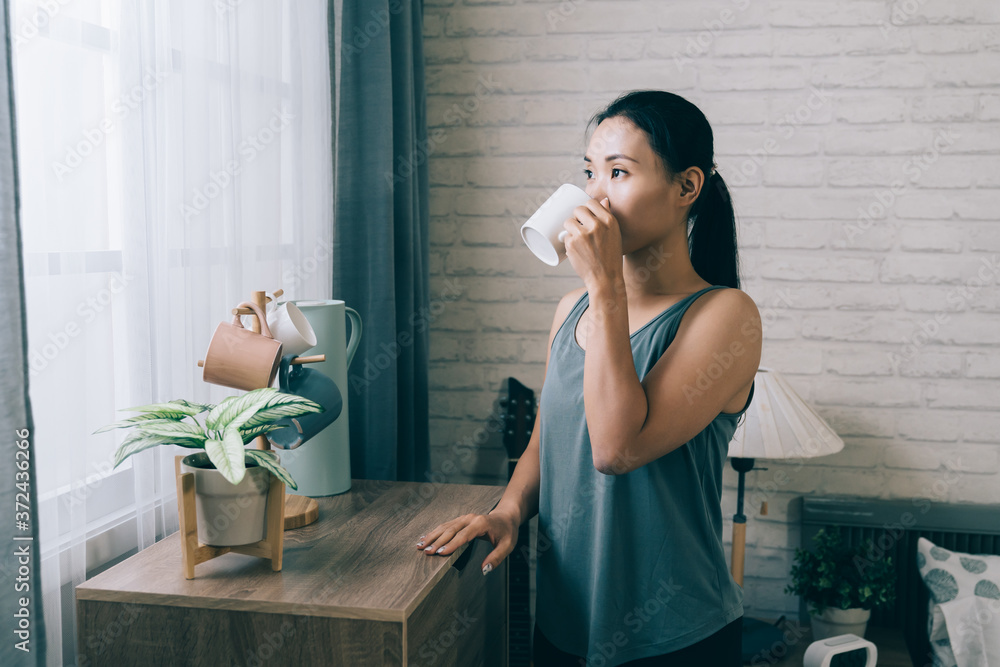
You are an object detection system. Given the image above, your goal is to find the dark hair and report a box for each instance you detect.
[588,90,740,289]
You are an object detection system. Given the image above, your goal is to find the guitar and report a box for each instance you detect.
[500,377,537,667]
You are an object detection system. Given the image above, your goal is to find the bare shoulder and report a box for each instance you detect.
[681,286,762,343]
[692,286,759,320]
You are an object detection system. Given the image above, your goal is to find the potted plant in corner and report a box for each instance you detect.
[785,526,897,640]
[95,388,322,546]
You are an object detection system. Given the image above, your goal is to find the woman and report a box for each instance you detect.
[416,90,761,666]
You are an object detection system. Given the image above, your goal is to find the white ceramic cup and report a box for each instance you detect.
[266,302,318,356]
[519,183,592,266]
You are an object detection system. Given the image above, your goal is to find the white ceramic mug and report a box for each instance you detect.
[519,183,592,266]
[266,302,318,356]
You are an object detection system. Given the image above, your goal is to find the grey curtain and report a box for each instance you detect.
[332,0,431,482]
[0,1,45,665]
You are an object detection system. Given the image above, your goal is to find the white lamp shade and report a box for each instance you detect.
[728,367,844,460]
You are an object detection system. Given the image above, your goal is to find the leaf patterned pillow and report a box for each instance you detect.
[917,537,1000,667]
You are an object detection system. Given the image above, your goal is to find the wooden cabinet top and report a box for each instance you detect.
[76,480,505,623]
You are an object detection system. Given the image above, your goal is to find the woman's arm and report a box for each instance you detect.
[489,424,539,528]
[490,287,586,527]
[584,284,761,475]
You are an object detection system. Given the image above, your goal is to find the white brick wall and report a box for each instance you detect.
[422,0,1000,621]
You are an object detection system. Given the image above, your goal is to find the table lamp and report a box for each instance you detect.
[727,367,845,658]
[728,367,844,585]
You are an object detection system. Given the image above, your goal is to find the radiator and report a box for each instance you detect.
[798,495,1000,666]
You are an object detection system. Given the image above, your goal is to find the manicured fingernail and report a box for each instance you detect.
[416,541,425,547]
[424,546,434,552]
[482,563,493,575]
[436,547,446,554]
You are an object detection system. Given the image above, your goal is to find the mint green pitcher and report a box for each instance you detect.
[276,299,361,496]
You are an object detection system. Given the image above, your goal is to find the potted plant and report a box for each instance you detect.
[95,388,322,546]
[785,526,897,639]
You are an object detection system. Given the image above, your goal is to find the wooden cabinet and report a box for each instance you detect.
[76,480,507,666]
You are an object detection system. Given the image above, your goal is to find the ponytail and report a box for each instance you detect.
[590,90,742,290]
[689,171,740,289]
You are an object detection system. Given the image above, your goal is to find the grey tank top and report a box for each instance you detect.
[535,285,752,664]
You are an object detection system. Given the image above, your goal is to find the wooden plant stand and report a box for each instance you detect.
[174,455,285,579]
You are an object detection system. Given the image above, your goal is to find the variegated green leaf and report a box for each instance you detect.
[171,398,211,414]
[204,428,247,485]
[239,393,324,430]
[203,395,238,431]
[204,389,276,431]
[95,415,187,434]
[228,404,267,434]
[113,433,199,468]
[239,423,285,443]
[134,421,207,443]
[114,437,163,468]
[245,449,298,491]
[206,388,322,432]
[119,400,205,417]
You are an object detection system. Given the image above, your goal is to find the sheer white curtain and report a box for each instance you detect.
[10,0,332,663]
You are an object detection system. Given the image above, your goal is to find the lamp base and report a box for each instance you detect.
[730,456,756,588]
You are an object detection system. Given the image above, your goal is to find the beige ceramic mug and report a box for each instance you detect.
[203,301,284,390]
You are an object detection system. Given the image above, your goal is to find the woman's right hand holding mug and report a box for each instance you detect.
[415,507,520,576]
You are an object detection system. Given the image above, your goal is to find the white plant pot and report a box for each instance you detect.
[810,607,871,640]
[181,453,271,547]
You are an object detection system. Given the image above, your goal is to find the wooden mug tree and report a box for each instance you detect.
[181,289,324,578]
